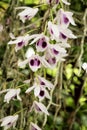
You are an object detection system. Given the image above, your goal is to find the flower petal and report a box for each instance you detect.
[25,86,35,93]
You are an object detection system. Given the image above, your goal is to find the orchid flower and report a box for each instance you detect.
[57,8,76,28]
[17,7,38,23]
[37,75,54,90]
[49,44,68,61]
[4,88,21,103]
[30,122,42,130]
[41,49,57,69]
[8,34,29,51]
[28,54,42,72]
[36,36,49,52]
[0,115,18,130]
[25,75,53,101]
[18,54,42,72]
[33,101,49,115]
[25,75,54,92]
[48,21,77,42]
[26,82,50,101]
[27,33,50,52]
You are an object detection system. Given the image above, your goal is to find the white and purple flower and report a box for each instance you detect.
[32,101,49,115]
[49,44,68,61]
[8,34,29,51]
[29,55,41,72]
[17,7,38,23]
[4,88,21,103]
[41,50,57,69]
[25,75,54,101]
[36,37,49,52]
[0,115,18,130]
[57,9,76,28]
[48,21,76,42]
[18,54,42,72]
[37,76,54,90]
[26,82,50,101]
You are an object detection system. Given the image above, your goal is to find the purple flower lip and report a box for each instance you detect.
[37,38,47,49]
[60,33,67,39]
[18,41,24,47]
[30,59,34,66]
[40,81,45,85]
[47,57,56,64]
[34,104,41,112]
[53,48,59,55]
[34,58,40,66]
[25,15,28,18]
[42,41,47,48]
[30,58,40,66]
[64,15,69,24]
[49,0,52,4]
[39,90,45,97]
[51,29,53,34]
[25,15,31,20]
[52,57,56,64]
[7,122,12,126]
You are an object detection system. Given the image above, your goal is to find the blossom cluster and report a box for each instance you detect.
[0,1,76,130]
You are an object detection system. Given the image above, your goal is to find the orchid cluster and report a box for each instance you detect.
[0,0,76,130]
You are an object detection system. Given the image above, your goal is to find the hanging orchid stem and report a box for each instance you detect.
[34,3,47,8]
[14,107,27,115]
[54,62,63,121]
[42,62,61,127]
[15,18,43,32]
[16,83,27,89]
[20,102,24,129]
[60,0,64,9]
[77,8,87,74]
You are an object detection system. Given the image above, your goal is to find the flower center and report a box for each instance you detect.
[30,59,34,66]
[52,57,56,64]
[40,81,45,85]
[34,58,40,66]
[60,33,67,39]
[18,41,24,47]
[30,58,40,67]
[47,57,56,64]
[7,122,12,126]
[51,29,53,34]
[64,15,69,24]
[42,41,47,48]
[53,49,59,55]
[39,90,45,97]
[37,38,47,49]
